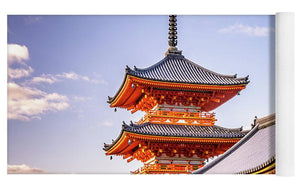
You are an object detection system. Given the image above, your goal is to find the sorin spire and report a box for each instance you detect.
[166,15,182,56]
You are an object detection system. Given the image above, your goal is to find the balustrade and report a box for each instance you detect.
[138,109,216,126]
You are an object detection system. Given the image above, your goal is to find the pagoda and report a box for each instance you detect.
[103,15,250,174]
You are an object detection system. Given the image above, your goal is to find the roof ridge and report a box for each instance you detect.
[257,113,275,130]
[131,56,169,72]
[213,125,243,132]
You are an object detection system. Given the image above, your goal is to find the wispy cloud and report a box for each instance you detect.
[24,16,42,24]
[57,71,108,84]
[8,164,45,174]
[102,121,113,127]
[218,23,273,37]
[89,78,108,85]
[8,66,34,79]
[29,74,59,84]
[29,71,107,85]
[73,96,92,102]
[57,71,81,80]
[8,82,69,121]
[7,26,14,35]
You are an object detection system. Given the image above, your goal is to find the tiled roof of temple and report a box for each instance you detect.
[126,54,249,85]
[192,114,275,174]
[123,122,245,138]
[103,122,246,151]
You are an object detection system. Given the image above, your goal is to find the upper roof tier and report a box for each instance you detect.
[127,54,249,86]
[107,53,249,112]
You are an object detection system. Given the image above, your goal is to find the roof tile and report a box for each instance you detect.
[123,122,245,138]
[128,54,249,85]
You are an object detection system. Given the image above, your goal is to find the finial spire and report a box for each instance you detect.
[166,15,182,56]
[168,15,178,47]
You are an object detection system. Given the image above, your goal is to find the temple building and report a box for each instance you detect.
[193,114,275,174]
[103,15,250,174]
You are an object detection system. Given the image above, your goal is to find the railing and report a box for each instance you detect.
[150,110,215,118]
[132,163,203,174]
[137,110,216,126]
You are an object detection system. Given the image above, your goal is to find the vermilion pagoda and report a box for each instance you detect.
[103,15,250,174]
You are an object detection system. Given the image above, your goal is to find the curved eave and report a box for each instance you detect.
[104,124,246,155]
[103,129,126,152]
[237,156,275,174]
[108,74,249,108]
[126,132,243,143]
[104,131,128,155]
[107,68,130,104]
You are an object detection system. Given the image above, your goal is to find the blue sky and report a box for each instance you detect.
[7,15,275,174]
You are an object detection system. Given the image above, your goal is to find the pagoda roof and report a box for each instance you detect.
[108,53,249,105]
[128,54,249,86]
[103,122,246,152]
[192,114,275,174]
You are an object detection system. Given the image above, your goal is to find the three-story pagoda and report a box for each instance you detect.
[103,15,249,174]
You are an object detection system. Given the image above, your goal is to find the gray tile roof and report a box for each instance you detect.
[123,122,245,138]
[103,122,246,151]
[127,54,249,85]
[193,122,275,174]
[107,53,249,104]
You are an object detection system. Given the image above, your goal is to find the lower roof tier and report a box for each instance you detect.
[123,122,245,138]
[103,122,246,154]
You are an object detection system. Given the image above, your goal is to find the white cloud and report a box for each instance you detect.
[103,121,113,127]
[28,72,103,85]
[29,74,59,85]
[8,82,69,121]
[218,23,273,37]
[90,78,108,85]
[7,44,71,121]
[8,66,34,79]
[73,96,92,102]
[7,44,33,80]
[55,71,107,84]
[8,164,45,174]
[8,44,29,64]
[24,16,42,24]
[57,71,80,80]
[81,76,90,81]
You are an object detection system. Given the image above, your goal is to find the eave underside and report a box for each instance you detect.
[104,131,242,165]
[104,130,244,155]
[104,122,245,153]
